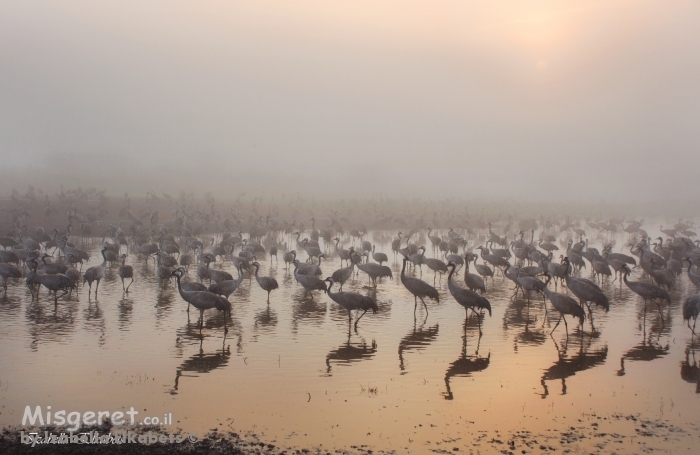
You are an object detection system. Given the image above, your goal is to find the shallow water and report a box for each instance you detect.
[1,229,699,453]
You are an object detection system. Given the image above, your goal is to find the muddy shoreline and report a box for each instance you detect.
[2,412,698,454]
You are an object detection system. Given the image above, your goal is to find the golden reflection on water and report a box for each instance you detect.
[0,230,699,452]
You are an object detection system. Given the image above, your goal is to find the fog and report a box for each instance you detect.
[1,1,699,204]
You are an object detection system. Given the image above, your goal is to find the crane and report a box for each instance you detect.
[542,273,585,335]
[400,257,439,315]
[324,277,377,330]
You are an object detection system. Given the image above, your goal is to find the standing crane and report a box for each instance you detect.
[446,262,491,333]
[423,255,448,285]
[371,245,388,265]
[472,254,494,280]
[622,265,670,323]
[117,254,134,292]
[685,257,700,288]
[331,252,361,291]
[26,259,74,305]
[0,262,22,295]
[83,247,107,298]
[173,267,208,312]
[400,257,439,315]
[251,261,279,303]
[463,257,486,294]
[283,250,297,270]
[324,277,377,330]
[293,260,327,298]
[561,257,609,323]
[208,262,245,300]
[334,238,352,267]
[427,228,442,254]
[296,253,325,276]
[356,256,393,287]
[172,269,230,333]
[542,273,585,335]
[476,246,508,274]
[391,232,402,260]
[683,291,700,338]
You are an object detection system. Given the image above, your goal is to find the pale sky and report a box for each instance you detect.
[1,1,699,201]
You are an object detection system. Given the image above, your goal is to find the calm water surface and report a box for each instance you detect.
[1,229,699,452]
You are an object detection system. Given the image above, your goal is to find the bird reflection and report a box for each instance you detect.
[170,337,231,394]
[282,271,295,286]
[442,319,490,400]
[118,298,134,330]
[540,336,608,398]
[398,318,439,374]
[635,303,671,336]
[253,305,278,335]
[616,333,669,376]
[291,293,326,334]
[83,301,106,346]
[679,346,699,393]
[177,312,243,352]
[154,285,176,322]
[0,294,22,315]
[25,299,78,351]
[515,319,547,351]
[325,328,377,375]
[503,298,547,351]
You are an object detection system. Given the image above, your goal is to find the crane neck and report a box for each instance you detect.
[174,273,184,294]
[447,264,455,281]
[326,279,336,295]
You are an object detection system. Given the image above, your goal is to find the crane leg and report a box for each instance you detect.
[355,309,368,329]
[420,297,429,315]
[550,314,562,334]
[654,300,665,324]
[471,308,483,334]
[126,278,133,292]
[414,296,418,315]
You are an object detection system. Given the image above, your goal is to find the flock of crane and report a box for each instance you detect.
[1,190,700,345]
